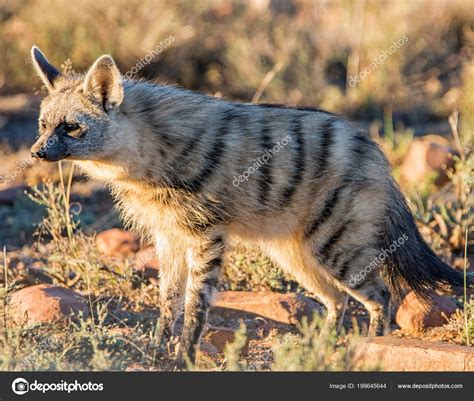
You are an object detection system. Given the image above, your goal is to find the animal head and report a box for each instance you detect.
[30,46,125,162]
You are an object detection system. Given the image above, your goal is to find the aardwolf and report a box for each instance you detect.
[30,47,471,363]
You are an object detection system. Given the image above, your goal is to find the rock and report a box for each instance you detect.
[400,135,456,187]
[204,326,249,355]
[356,337,474,371]
[125,363,148,371]
[0,185,27,205]
[8,284,88,326]
[212,291,322,325]
[133,247,159,277]
[96,229,140,258]
[395,291,458,331]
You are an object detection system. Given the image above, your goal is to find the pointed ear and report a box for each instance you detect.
[83,55,123,111]
[31,46,61,91]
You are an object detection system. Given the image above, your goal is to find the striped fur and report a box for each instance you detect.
[30,48,472,364]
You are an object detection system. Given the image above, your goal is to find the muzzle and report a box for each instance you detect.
[31,134,69,162]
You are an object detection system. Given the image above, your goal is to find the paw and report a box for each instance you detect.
[153,334,179,358]
[174,345,188,369]
[174,342,196,369]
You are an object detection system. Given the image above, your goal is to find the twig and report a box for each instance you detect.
[84,263,97,334]
[3,246,8,339]
[463,213,470,346]
[448,111,465,162]
[252,61,284,104]
[66,162,75,209]
[337,295,349,334]
[60,162,76,245]
[345,0,366,96]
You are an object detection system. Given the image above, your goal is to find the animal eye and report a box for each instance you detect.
[40,121,46,130]
[64,123,80,133]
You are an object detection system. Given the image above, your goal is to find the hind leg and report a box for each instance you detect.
[303,226,391,336]
[260,237,349,333]
[341,272,391,336]
[352,279,390,336]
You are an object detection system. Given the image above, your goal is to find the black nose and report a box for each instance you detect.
[31,149,46,159]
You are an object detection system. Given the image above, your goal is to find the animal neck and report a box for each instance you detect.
[114,80,222,193]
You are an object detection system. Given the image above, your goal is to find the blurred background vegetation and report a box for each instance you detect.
[0,0,473,127]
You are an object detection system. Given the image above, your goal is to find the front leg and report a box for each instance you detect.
[155,239,187,351]
[177,233,225,364]
[157,265,186,350]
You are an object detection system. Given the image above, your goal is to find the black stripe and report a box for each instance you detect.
[201,238,224,286]
[338,259,351,281]
[337,248,364,280]
[169,120,207,182]
[188,308,207,351]
[185,198,230,234]
[280,116,305,207]
[180,127,205,159]
[208,235,224,258]
[351,134,371,166]
[207,256,223,271]
[318,221,350,263]
[203,274,219,289]
[330,249,344,268]
[352,279,367,290]
[304,119,339,238]
[317,132,371,261]
[190,238,224,276]
[313,119,335,180]
[258,120,274,206]
[304,183,344,239]
[139,99,174,148]
[177,109,236,192]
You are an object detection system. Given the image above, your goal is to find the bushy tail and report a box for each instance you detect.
[379,184,472,301]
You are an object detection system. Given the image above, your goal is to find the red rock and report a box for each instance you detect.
[356,337,474,371]
[400,135,456,186]
[125,363,148,371]
[96,228,140,258]
[204,326,249,355]
[133,247,159,277]
[395,291,458,331]
[8,284,88,326]
[212,291,322,325]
